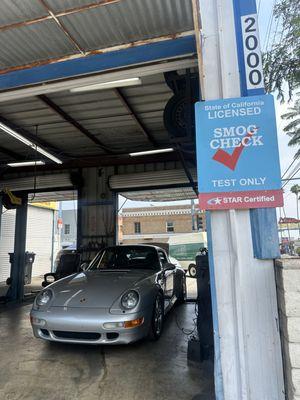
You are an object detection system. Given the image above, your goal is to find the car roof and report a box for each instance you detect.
[107,244,165,251]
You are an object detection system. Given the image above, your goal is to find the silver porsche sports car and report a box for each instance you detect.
[30,245,186,345]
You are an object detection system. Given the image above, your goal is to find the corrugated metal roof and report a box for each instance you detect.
[122,187,196,202]
[0,0,46,26]
[0,72,174,160]
[0,0,193,70]
[28,190,77,202]
[59,0,193,51]
[47,0,115,13]
[0,20,76,69]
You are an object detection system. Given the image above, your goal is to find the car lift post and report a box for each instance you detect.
[9,195,28,302]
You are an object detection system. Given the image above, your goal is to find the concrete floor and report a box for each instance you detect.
[0,276,44,299]
[0,301,214,400]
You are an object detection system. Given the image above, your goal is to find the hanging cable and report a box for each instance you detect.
[29,125,39,202]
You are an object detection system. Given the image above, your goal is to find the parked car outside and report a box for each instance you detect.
[30,245,186,345]
[168,233,207,277]
[42,246,81,287]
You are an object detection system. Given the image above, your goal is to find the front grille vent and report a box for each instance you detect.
[53,331,100,340]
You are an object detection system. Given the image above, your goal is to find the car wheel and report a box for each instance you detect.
[177,276,187,304]
[188,263,197,278]
[148,293,164,341]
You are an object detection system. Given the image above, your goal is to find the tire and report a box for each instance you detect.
[188,263,197,278]
[177,276,187,304]
[148,293,164,341]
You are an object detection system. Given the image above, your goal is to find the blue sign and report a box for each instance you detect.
[195,94,283,209]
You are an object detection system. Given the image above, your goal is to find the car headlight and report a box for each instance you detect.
[121,290,139,310]
[36,289,53,306]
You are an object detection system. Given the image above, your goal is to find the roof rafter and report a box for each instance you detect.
[114,88,159,147]
[38,95,113,154]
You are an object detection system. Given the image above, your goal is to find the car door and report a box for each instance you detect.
[158,249,174,299]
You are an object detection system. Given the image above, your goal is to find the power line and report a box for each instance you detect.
[282,166,300,189]
[269,15,280,51]
[282,157,298,178]
[263,0,276,52]
[257,0,262,15]
[282,177,300,182]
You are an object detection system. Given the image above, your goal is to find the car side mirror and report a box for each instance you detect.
[163,263,175,271]
[80,262,89,271]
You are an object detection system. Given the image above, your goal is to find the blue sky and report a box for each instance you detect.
[64,0,298,218]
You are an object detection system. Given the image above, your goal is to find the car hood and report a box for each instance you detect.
[49,269,153,308]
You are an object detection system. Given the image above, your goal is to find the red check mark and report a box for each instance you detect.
[212,128,258,171]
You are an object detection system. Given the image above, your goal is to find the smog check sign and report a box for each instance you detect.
[195,94,283,210]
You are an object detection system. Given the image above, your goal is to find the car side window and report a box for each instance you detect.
[158,250,168,267]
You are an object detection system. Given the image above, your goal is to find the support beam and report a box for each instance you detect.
[0,151,180,175]
[38,95,113,154]
[0,36,196,93]
[77,167,117,261]
[9,196,28,302]
[114,89,159,147]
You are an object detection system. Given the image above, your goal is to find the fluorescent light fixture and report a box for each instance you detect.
[129,148,174,157]
[0,122,62,164]
[7,161,45,167]
[70,78,141,93]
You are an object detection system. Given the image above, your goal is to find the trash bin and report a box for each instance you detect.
[24,252,35,284]
[8,251,36,285]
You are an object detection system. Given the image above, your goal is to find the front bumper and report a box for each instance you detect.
[30,306,151,345]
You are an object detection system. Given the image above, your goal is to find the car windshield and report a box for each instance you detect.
[88,246,160,271]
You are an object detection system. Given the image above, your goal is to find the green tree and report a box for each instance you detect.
[290,184,300,236]
[281,94,300,158]
[263,0,300,102]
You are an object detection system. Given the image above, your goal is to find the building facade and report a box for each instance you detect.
[61,209,77,248]
[120,204,206,244]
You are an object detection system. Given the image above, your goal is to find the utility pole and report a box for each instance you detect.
[194,0,285,399]
[191,199,196,231]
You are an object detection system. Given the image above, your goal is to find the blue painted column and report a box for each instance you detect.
[9,195,28,302]
[232,0,280,259]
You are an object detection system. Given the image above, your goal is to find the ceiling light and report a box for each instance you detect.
[70,78,141,93]
[7,161,45,167]
[129,148,174,157]
[0,122,62,164]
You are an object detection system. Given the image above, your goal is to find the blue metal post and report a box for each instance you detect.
[9,196,28,302]
[232,0,280,259]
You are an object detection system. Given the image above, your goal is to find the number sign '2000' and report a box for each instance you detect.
[241,14,264,91]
